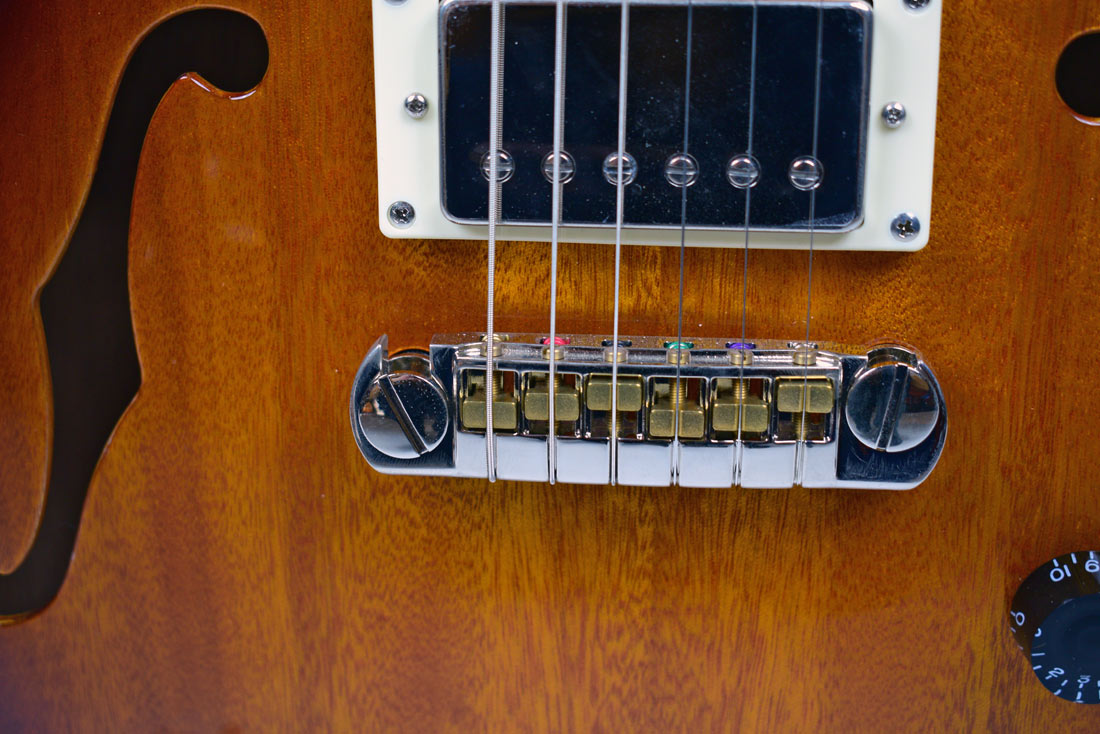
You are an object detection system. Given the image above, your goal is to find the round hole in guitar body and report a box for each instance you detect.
[1057,31,1100,124]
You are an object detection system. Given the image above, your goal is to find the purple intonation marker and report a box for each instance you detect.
[726,341,756,351]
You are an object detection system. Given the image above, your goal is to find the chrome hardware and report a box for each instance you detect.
[541,151,576,184]
[351,335,948,489]
[664,153,699,188]
[387,201,415,228]
[602,151,637,187]
[903,0,932,11]
[881,101,907,128]
[726,155,761,190]
[404,92,428,119]
[890,212,921,241]
[788,156,824,191]
[844,345,941,453]
[479,149,515,183]
[356,348,449,460]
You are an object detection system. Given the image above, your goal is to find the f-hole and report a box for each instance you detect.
[0,9,269,622]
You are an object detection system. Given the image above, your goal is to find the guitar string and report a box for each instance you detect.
[797,1,825,485]
[671,0,695,482]
[485,0,505,482]
[610,0,631,485]
[547,0,567,483]
[736,0,759,484]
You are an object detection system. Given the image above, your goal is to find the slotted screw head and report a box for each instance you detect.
[904,0,932,9]
[845,346,940,453]
[359,372,448,460]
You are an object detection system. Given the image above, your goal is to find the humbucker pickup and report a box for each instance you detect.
[350,334,947,489]
[372,0,942,250]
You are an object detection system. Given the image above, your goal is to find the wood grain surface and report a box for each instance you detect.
[2,0,1100,730]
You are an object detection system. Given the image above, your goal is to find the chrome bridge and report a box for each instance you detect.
[350,334,946,489]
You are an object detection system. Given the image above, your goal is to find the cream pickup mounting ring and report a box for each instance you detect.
[372,0,942,250]
[350,334,947,489]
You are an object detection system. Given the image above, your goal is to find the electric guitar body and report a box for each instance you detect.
[1,0,1099,730]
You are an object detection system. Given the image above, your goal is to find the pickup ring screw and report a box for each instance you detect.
[882,102,906,128]
[387,201,415,228]
[404,93,428,119]
[890,213,921,241]
[903,0,932,10]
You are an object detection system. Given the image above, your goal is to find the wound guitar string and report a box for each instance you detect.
[485,0,505,481]
[547,0,567,483]
[610,0,631,485]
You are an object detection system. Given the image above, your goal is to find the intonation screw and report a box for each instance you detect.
[731,379,749,401]
[882,102,906,128]
[890,213,921,241]
[788,342,819,366]
[903,0,932,10]
[387,201,415,228]
[665,341,694,365]
[404,93,428,119]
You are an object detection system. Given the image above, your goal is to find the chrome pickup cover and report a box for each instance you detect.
[350,334,947,489]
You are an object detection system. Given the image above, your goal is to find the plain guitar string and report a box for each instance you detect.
[798,2,826,485]
[736,0,760,483]
[671,0,695,481]
[484,2,823,485]
[547,0,567,483]
[485,0,505,481]
[609,0,630,485]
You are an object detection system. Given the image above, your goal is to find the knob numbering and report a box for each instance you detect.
[1010,551,1100,703]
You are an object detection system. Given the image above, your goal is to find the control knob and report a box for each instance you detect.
[1010,551,1100,703]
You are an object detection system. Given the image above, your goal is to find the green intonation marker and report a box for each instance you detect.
[663,341,694,350]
